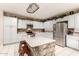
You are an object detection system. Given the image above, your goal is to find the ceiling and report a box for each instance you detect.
[0,3,79,20]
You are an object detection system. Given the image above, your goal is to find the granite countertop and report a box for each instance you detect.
[23,36,55,47]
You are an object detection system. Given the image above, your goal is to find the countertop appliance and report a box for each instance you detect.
[53,21,68,47]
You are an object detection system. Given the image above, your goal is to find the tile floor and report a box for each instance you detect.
[0,43,19,56]
[55,45,79,56]
[0,43,79,56]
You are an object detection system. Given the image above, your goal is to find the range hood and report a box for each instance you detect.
[26,24,35,37]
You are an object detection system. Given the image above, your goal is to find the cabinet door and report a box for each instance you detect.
[67,36,79,49]
[74,13,79,32]
[44,21,53,31]
[39,22,44,29]
[33,21,39,28]
[68,15,75,28]
[33,21,43,29]
[18,20,26,28]
[4,26,11,44]
[4,16,17,44]
[11,26,17,42]
[69,39,78,49]
[78,40,79,49]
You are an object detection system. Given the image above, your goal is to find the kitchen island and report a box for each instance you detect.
[23,36,56,56]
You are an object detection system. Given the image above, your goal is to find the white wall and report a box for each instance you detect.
[0,10,3,47]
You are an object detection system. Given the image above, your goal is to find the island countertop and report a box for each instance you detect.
[23,36,55,47]
[18,32,55,56]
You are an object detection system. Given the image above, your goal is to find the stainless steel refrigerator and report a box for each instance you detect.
[53,22,68,47]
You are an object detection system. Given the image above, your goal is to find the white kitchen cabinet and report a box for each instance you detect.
[68,15,75,28]
[18,20,44,29]
[39,22,44,29]
[26,20,33,25]
[44,21,53,31]
[55,18,62,22]
[33,21,44,29]
[67,35,79,50]
[74,13,79,32]
[56,17,68,23]
[18,19,27,28]
[18,19,33,28]
[4,16,17,44]
[62,16,68,21]
[25,20,33,28]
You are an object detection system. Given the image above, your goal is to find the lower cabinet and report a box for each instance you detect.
[67,35,79,50]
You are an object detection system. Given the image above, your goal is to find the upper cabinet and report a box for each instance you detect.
[18,19,26,28]
[68,15,75,28]
[44,21,53,31]
[33,21,44,29]
[67,13,79,32]
[18,20,33,28]
[4,16,17,27]
[18,19,44,29]
[55,13,79,32]
[56,16,68,22]
[74,13,79,32]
